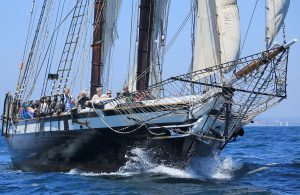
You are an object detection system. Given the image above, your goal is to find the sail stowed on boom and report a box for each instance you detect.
[266,0,290,49]
[192,0,240,77]
[128,0,170,93]
[91,0,121,95]
[102,0,122,88]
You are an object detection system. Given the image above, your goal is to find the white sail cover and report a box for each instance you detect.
[150,0,169,79]
[128,0,170,92]
[266,0,290,49]
[149,0,169,97]
[192,0,240,75]
[128,62,137,92]
[102,0,122,88]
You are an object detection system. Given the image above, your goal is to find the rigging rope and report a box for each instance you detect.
[22,0,75,100]
[127,1,191,93]
[239,0,259,57]
[41,0,67,97]
[21,0,36,64]
[49,0,88,96]
[91,102,152,135]
[70,1,91,93]
[159,5,194,57]
[126,0,136,83]
[16,0,36,100]
[17,0,48,101]
[25,0,54,100]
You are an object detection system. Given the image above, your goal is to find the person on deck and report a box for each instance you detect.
[63,87,75,112]
[106,90,112,98]
[143,90,155,100]
[77,90,90,109]
[40,97,49,117]
[92,87,103,100]
[32,100,41,117]
[19,102,34,119]
[121,85,134,103]
[134,92,143,102]
[99,89,113,100]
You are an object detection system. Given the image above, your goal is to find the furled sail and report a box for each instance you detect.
[91,0,121,95]
[128,62,137,92]
[129,0,169,92]
[149,0,170,88]
[135,0,155,91]
[266,0,290,49]
[102,0,122,88]
[192,0,240,76]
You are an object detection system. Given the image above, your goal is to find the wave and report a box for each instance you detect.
[187,156,244,180]
[65,146,300,182]
[66,148,154,177]
[67,168,135,177]
[148,165,194,179]
[246,167,269,175]
[66,147,246,181]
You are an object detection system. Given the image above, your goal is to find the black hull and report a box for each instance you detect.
[4,126,222,172]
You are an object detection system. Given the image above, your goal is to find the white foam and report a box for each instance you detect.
[246,167,269,175]
[119,148,243,180]
[148,165,194,179]
[118,147,155,174]
[81,171,134,177]
[187,156,243,180]
[67,168,81,175]
[266,162,278,166]
[66,168,136,177]
[66,148,243,180]
[65,148,153,177]
[31,183,40,187]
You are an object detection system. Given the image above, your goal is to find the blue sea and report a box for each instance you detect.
[0,126,299,194]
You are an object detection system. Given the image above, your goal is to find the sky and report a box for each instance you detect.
[0,0,299,120]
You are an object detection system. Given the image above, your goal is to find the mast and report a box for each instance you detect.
[136,0,154,91]
[91,0,105,96]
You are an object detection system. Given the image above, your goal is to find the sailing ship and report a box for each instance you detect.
[1,0,296,172]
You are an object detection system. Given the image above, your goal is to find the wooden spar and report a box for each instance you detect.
[234,47,284,80]
[90,0,105,97]
[226,39,296,86]
[136,0,154,91]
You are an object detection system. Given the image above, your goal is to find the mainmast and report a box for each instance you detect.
[91,0,105,96]
[136,0,154,91]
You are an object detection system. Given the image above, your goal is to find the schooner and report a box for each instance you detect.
[1,0,296,172]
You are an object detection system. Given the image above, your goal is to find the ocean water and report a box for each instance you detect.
[0,126,299,195]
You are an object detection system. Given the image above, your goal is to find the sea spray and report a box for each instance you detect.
[187,156,243,180]
[118,148,155,174]
[66,147,243,181]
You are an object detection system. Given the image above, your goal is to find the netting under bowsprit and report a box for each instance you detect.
[100,47,288,133]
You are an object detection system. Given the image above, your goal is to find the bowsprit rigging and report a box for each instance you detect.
[1,0,296,172]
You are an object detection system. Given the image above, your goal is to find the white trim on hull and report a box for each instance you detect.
[8,108,189,135]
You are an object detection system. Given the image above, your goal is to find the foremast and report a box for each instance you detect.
[91,0,106,96]
[136,0,155,91]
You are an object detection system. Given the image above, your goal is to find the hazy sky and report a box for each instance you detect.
[0,0,299,120]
